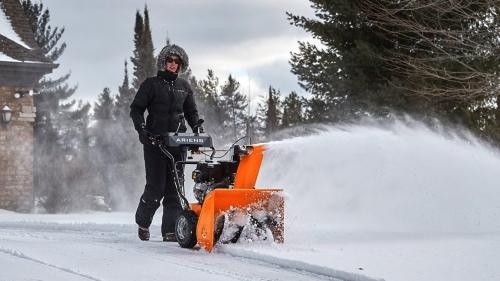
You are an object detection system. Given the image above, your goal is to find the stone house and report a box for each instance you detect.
[0,0,56,212]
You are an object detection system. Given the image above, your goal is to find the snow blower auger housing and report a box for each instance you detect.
[148,126,284,252]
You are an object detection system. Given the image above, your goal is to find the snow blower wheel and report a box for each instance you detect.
[175,210,198,248]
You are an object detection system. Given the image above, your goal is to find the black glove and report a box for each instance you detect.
[193,125,204,134]
[193,119,205,134]
[138,124,149,145]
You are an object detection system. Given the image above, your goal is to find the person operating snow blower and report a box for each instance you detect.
[130,44,202,242]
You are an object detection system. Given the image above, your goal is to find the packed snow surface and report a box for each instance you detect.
[1,121,500,281]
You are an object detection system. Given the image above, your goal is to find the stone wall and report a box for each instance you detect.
[0,86,35,212]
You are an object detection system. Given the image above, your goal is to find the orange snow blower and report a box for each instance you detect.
[148,123,284,252]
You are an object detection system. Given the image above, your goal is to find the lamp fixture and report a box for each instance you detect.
[14,90,35,99]
[1,105,12,124]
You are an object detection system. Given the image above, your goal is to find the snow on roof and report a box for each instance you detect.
[0,3,31,49]
[0,50,20,62]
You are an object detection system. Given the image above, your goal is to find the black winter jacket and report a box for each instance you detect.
[130,73,199,135]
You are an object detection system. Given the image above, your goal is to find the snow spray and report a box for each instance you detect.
[257,120,500,242]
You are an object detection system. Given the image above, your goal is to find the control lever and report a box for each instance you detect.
[194,119,205,135]
[174,114,185,135]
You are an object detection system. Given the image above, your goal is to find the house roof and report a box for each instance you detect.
[0,0,51,64]
[0,0,56,87]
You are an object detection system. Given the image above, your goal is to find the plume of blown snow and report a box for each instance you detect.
[256,119,500,243]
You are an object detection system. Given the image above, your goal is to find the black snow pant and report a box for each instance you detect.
[135,143,186,236]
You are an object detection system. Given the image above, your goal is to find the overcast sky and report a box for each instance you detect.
[40,0,316,108]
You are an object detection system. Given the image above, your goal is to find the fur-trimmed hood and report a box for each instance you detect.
[156,44,189,73]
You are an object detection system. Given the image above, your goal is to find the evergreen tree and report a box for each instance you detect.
[303,95,331,123]
[142,6,156,77]
[110,64,144,209]
[264,86,281,137]
[281,91,304,127]
[192,70,227,144]
[190,71,253,144]
[114,61,135,120]
[198,70,220,111]
[219,75,247,139]
[287,1,396,120]
[131,11,144,90]
[131,7,155,90]
[91,88,117,209]
[22,0,85,212]
[43,101,92,212]
[288,0,500,145]
[93,88,114,120]
[22,0,66,61]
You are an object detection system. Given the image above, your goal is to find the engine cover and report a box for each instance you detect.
[191,161,239,203]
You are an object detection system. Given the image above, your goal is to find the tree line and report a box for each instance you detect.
[22,0,499,212]
[287,0,499,140]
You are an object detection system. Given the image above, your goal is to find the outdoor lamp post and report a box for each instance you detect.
[1,105,12,125]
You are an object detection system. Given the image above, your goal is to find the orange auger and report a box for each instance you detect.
[190,144,284,252]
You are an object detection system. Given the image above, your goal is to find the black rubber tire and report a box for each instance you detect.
[175,210,198,248]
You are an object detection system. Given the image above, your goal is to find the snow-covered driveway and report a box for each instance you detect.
[0,213,355,281]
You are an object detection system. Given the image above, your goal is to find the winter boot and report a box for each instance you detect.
[163,232,176,242]
[138,226,150,241]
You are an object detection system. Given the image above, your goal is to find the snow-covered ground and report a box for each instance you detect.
[1,121,500,281]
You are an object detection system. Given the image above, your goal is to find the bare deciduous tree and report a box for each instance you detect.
[360,0,499,102]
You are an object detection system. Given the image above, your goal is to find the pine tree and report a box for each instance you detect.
[288,0,500,145]
[281,91,304,128]
[22,0,84,212]
[114,61,135,120]
[264,86,281,137]
[287,1,398,120]
[94,88,114,120]
[43,101,92,212]
[142,6,156,77]
[91,88,117,209]
[198,70,220,110]
[219,75,247,139]
[303,95,331,123]
[131,11,145,90]
[22,0,66,61]
[131,7,155,90]
[192,70,227,144]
